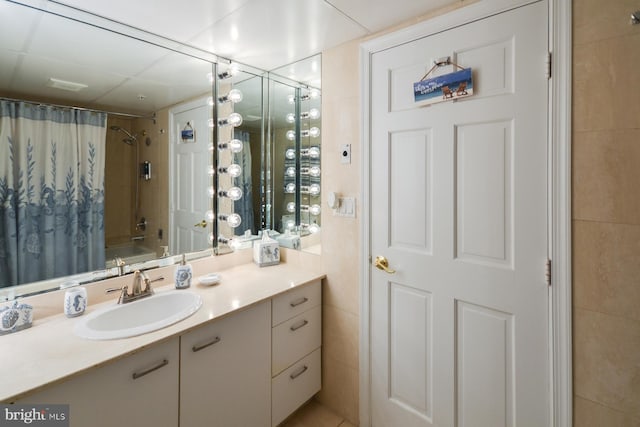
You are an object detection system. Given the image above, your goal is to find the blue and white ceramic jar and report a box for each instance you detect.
[64,287,87,318]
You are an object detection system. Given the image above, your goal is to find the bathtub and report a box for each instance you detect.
[105,243,156,268]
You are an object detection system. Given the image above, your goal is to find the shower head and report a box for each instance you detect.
[109,125,137,144]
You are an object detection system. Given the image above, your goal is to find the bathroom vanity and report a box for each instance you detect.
[1,258,323,427]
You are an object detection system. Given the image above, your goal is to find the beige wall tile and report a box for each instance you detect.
[573,221,640,321]
[573,0,640,46]
[323,305,359,370]
[573,33,640,132]
[573,308,640,418]
[574,397,640,427]
[572,129,640,224]
[317,357,359,425]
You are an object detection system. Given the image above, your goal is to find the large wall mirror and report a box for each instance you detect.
[0,1,320,300]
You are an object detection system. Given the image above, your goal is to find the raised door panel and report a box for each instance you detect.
[180,301,271,427]
[17,338,179,427]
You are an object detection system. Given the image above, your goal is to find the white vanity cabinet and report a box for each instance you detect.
[17,337,179,427]
[271,280,322,426]
[180,300,271,427]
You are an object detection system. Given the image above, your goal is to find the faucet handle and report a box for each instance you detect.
[106,285,129,304]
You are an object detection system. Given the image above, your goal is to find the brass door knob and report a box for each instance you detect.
[374,256,396,274]
[194,220,207,228]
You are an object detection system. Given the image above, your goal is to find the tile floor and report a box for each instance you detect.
[280,400,356,427]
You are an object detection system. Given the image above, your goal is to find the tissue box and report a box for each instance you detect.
[0,301,33,335]
[253,234,280,267]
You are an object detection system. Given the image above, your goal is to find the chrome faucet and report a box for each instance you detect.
[114,256,126,276]
[105,271,164,304]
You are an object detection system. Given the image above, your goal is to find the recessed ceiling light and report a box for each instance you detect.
[46,77,87,92]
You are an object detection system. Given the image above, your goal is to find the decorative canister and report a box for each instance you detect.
[64,287,87,318]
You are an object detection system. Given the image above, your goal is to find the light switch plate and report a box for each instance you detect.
[334,196,356,218]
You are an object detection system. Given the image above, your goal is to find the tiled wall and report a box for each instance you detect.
[104,116,136,246]
[318,38,362,425]
[572,1,640,425]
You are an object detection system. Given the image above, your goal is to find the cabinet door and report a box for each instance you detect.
[18,337,179,427]
[180,301,271,427]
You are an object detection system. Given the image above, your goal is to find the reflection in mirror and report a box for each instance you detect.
[267,55,322,254]
[0,1,215,298]
[215,66,265,254]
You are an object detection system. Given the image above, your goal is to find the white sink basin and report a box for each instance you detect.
[74,290,202,340]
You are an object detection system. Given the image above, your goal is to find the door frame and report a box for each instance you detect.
[358,0,572,426]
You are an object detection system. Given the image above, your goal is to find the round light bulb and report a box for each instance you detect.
[308,147,320,158]
[285,148,296,159]
[207,186,215,198]
[309,184,320,196]
[308,108,320,119]
[225,213,242,228]
[226,186,243,201]
[286,130,295,141]
[208,118,214,128]
[309,88,320,99]
[208,232,214,244]
[309,166,320,177]
[287,94,295,104]
[286,113,295,123]
[286,183,296,193]
[206,72,214,83]
[309,127,320,138]
[229,139,243,153]
[286,167,296,178]
[287,202,296,213]
[309,223,320,233]
[310,204,321,215]
[227,113,243,127]
[227,163,242,178]
[207,165,214,177]
[207,97,214,106]
[228,88,243,103]
[286,220,295,230]
[208,143,214,152]
[206,210,214,222]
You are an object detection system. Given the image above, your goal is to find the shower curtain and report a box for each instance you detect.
[233,130,255,235]
[0,100,106,288]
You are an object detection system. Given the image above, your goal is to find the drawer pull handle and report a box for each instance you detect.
[290,297,309,307]
[290,365,308,380]
[192,336,221,353]
[132,359,169,380]
[290,319,309,331]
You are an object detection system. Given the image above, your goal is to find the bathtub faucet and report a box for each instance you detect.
[131,235,145,242]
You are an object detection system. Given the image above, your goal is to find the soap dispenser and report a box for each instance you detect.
[174,254,192,289]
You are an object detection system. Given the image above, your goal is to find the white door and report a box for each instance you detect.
[369,2,549,426]
[171,100,211,255]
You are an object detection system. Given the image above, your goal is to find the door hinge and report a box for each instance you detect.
[545,52,552,79]
[545,259,552,286]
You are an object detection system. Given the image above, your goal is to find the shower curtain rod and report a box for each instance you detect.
[0,96,156,121]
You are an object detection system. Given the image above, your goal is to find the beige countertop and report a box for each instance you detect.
[0,255,324,402]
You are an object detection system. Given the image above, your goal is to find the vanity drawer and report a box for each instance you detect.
[272,305,321,376]
[272,280,321,326]
[271,348,321,427]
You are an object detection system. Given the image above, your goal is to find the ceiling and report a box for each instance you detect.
[0,0,457,115]
[50,0,457,71]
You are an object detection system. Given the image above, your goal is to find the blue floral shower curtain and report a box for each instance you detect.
[0,100,106,288]
[233,130,254,235]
